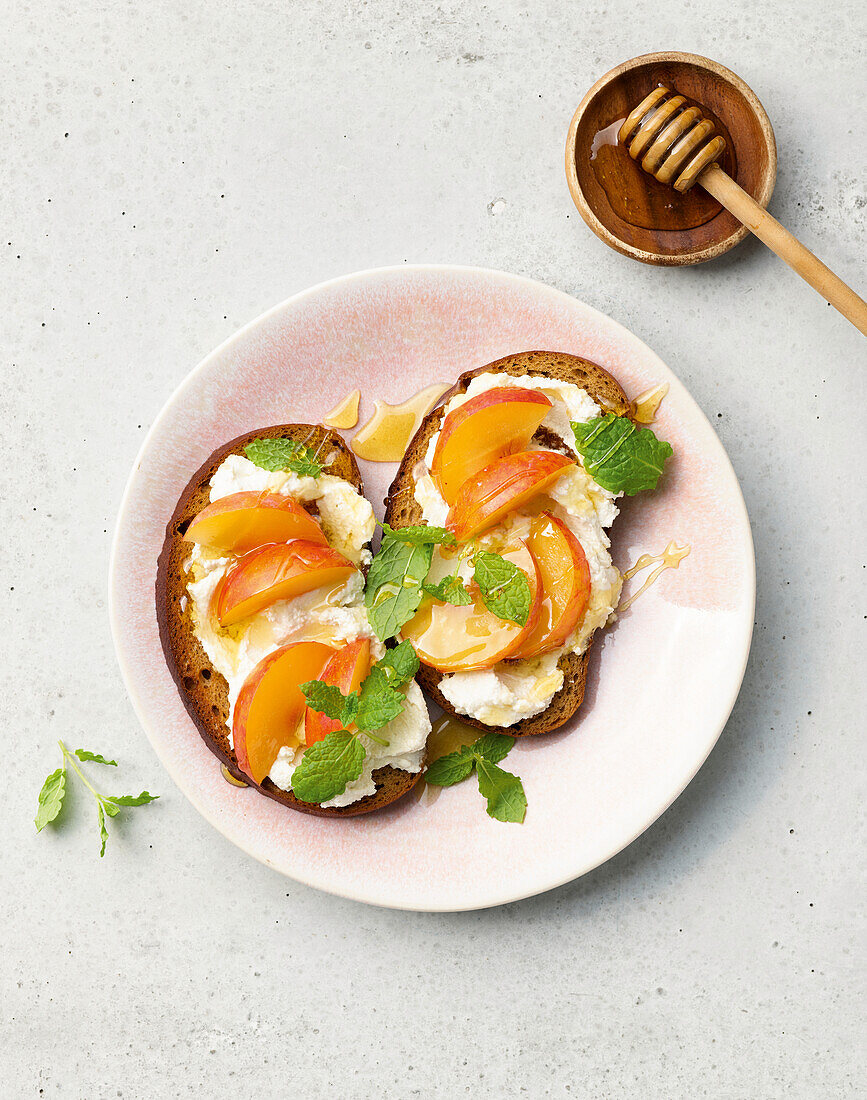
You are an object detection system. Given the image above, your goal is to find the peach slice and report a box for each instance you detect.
[304,636,372,746]
[217,540,356,627]
[446,450,575,543]
[511,513,591,658]
[184,491,327,555]
[233,641,335,783]
[401,543,542,672]
[431,387,552,504]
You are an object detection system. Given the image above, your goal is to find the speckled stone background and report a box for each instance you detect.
[3,2,865,1097]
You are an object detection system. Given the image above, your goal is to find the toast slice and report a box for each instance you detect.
[383,351,631,738]
[156,424,424,816]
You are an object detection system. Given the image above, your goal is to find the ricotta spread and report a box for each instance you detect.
[186,454,429,801]
[412,372,623,727]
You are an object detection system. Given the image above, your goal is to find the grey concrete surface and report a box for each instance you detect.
[2,1,865,1096]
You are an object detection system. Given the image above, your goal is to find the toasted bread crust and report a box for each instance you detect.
[383,351,629,738]
[156,424,422,817]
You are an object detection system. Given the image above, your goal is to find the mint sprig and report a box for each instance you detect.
[299,680,349,722]
[365,524,456,641]
[244,437,323,478]
[35,741,159,856]
[422,574,472,606]
[294,642,421,804]
[572,414,672,495]
[74,749,117,766]
[379,522,456,547]
[290,731,365,804]
[472,551,532,626]
[35,768,66,832]
[424,732,526,823]
[475,759,528,823]
[372,639,420,686]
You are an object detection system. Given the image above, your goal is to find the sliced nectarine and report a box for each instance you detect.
[233,641,335,783]
[304,636,372,746]
[431,387,552,504]
[446,450,575,543]
[217,540,356,627]
[401,543,541,672]
[511,513,591,658]
[184,491,326,555]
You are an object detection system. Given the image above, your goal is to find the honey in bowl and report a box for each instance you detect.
[589,93,738,232]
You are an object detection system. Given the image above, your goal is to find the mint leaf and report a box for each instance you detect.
[300,646,417,737]
[244,437,323,478]
[475,759,527,823]
[97,802,108,856]
[109,792,159,807]
[284,453,322,478]
[36,741,159,856]
[424,747,475,787]
[35,768,66,832]
[355,671,405,733]
[472,732,514,765]
[473,551,531,626]
[380,522,456,547]
[375,639,420,687]
[301,680,352,722]
[290,731,365,803]
[424,734,527,821]
[341,692,360,728]
[423,574,472,605]
[353,643,419,734]
[366,525,459,640]
[74,749,117,766]
[572,414,672,495]
[365,535,434,641]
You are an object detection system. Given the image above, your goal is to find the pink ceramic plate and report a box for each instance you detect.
[110,266,754,911]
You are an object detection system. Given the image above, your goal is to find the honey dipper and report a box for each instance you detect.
[619,87,867,337]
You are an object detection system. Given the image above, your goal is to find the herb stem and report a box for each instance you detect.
[58,740,105,804]
[360,730,390,747]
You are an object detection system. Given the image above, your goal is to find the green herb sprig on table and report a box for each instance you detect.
[425,732,527,823]
[292,641,420,804]
[35,742,158,856]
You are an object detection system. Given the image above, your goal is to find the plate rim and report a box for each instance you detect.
[109,263,756,911]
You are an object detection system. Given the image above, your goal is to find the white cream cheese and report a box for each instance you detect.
[186,454,429,802]
[412,372,623,727]
[438,652,565,727]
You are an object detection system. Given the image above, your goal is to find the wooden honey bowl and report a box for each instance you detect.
[566,52,777,266]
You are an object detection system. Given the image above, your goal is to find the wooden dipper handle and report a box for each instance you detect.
[620,88,867,337]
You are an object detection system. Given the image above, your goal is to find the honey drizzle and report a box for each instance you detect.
[631,382,669,425]
[323,389,360,430]
[221,763,249,788]
[414,712,480,804]
[351,382,450,462]
[619,540,690,612]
